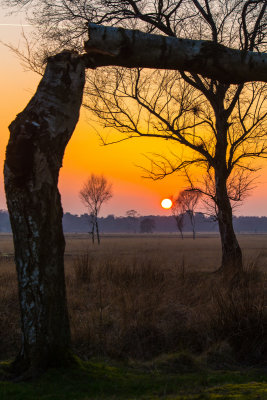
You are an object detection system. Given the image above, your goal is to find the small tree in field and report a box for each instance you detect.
[172,189,201,239]
[172,196,185,239]
[80,174,112,244]
[180,190,201,239]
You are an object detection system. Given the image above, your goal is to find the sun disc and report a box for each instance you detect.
[161,198,172,209]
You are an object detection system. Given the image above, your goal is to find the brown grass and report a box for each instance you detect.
[0,233,266,365]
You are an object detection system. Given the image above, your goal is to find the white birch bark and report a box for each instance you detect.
[4,51,85,376]
[84,23,267,84]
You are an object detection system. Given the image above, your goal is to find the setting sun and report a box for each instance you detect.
[161,198,173,209]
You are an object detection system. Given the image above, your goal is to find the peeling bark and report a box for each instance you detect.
[4,51,85,375]
[84,23,267,84]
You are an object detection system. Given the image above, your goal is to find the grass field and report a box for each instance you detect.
[2,232,267,270]
[0,233,267,398]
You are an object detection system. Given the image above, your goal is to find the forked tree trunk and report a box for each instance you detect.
[4,51,85,376]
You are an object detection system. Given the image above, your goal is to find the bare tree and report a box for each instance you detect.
[172,195,185,239]
[80,174,112,244]
[85,66,266,273]
[86,1,266,276]
[179,190,201,239]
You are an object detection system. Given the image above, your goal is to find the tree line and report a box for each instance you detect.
[2,209,267,235]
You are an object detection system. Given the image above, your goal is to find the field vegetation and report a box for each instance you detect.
[0,233,267,398]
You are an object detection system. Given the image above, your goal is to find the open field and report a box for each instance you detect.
[1,233,267,398]
[2,232,267,271]
[1,232,266,360]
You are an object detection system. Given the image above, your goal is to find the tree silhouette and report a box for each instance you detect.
[80,174,112,244]
[179,190,201,239]
[172,197,185,239]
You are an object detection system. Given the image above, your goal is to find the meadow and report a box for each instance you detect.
[0,233,267,399]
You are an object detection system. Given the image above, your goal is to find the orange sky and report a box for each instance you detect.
[1,10,267,217]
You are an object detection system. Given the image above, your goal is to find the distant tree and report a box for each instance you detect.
[126,209,140,233]
[79,174,112,244]
[171,197,185,239]
[179,190,201,239]
[140,218,156,234]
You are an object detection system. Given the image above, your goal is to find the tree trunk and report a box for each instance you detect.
[211,94,243,278]
[95,218,100,245]
[215,169,243,276]
[175,217,184,239]
[91,223,95,244]
[188,212,196,239]
[90,214,95,244]
[4,51,85,376]
[192,225,196,240]
[84,23,267,84]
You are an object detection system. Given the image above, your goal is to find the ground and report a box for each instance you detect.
[0,233,267,399]
[1,358,267,399]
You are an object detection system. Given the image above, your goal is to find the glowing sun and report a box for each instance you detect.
[161,198,173,209]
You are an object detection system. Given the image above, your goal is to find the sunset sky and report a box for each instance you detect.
[1,7,267,217]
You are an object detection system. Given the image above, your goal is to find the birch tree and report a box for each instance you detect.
[4,51,85,377]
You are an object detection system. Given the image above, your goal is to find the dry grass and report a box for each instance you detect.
[0,233,267,365]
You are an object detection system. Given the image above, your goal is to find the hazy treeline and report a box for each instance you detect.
[0,210,11,233]
[0,210,266,233]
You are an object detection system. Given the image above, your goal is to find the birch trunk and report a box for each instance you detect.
[84,23,267,84]
[4,51,85,376]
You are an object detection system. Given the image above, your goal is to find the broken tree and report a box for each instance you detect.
[4,23,266,375]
